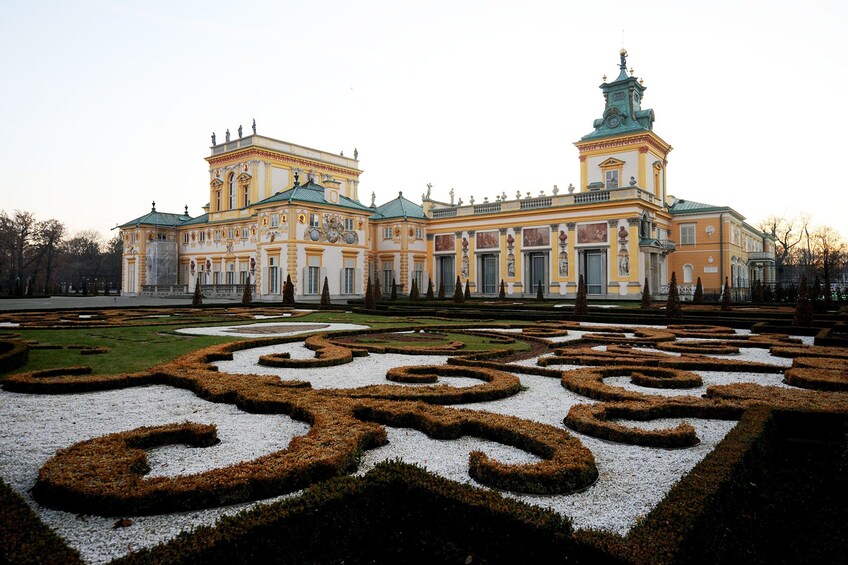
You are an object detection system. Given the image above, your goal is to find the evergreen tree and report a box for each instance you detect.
[283,274,295,305]
[692,277,703,304]
[104,283,110,296]
[192,279,203,307]
[574,275,588,319]
[320,276,331,306]
[640,277,652,309]
[453,275,464,303]
[794,276,813,327]
[241,276,253,304]
[374,275,382,301]
[464,279,471,300]
[536,280,544,301]
[811,275,822,311]
[364,276,376,310]
[390,278,398,300]
[665,271,682,320]
[763,283,774,303]
[721,277,732,311]
[409,277,420,301]
[437,279,445,300]
[425,278,434,300]
[498,279,506,299]
[775,282,785,303]
[82,280,88,296]
[754,279,765,303]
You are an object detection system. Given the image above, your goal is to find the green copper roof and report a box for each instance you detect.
[371,192,425,221]
[252,178,372,212]
[580,50,655,142]
[181,213,210,226]
[667,198,732,214]
[118,204,193,228]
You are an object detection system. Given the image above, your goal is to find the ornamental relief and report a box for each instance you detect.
[303,213,359,245]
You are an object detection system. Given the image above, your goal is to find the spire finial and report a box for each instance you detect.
[619,48,628,71]
[293,171,300,186]
[185,205,189,216]
[152,201,156,211]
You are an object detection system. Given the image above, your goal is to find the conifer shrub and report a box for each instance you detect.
[437,279,445,299]
[794,276,813,327]
[390,278,398,301]
[693,277,703,304]
[320,277,331,306]
[499,279,506,299]
[364,277,376,310]
[574,275,588,320]
[665,272,682,321]
[754,280,764,303]
[192,280,203,307]
[374,275,382,301]
[811,275,822,308]
[464,279,470,300]
[775,282,786,303]
[536,280,544,301]
[640,277,652,309]
[241,278,253,304]
[283,275,295,305]
[721,277,732,311]
[453,276,464,303]
[763,283,774,303]
[409,278,420,301]
[425,278,434,300]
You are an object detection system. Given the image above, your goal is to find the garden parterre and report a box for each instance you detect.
[1,310,847,563]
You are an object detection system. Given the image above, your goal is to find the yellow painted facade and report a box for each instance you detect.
[120,52,774,300]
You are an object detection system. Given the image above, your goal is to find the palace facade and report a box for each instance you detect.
[118,51,775,300]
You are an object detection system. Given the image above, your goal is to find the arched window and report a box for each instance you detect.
[228,173,236,209]
[683,264,694,284]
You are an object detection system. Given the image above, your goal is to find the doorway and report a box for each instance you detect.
[438,256,455,291]
[526,252,548,295]
[478,254,498,294]
[583,250,606,295]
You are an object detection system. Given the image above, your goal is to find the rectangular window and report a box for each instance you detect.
[415,227,423,240]
[309,214,320,228]
[214,230,221,241]
[413,261,424,291]
[270,214,279,228]
[382,261,393,290]
[243,186,249,208]
[343,268,355,294]
[680,224,696,245]
[226,263,235,285]
[383,227,393,239]
[239,268,247,284]
[228,228,234,239]
[199,231,206,243]
[215,191,221,211]
[229,189,236,209]
[345,218,355,231]
[182,233,189,244]
[605,170,619,189]
[307,266,320,294]
[213,267,221,285]
[241,227,248,239]
[269,257,279,294]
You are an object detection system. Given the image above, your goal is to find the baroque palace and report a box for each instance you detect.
[118,51,776,301]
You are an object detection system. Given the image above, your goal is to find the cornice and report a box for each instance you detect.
[206,149,361,176]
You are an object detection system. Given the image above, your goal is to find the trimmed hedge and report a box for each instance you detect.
[0,337,28,373]
[784,356,848,391]
[113,461,589,564]
[0,477,82,564]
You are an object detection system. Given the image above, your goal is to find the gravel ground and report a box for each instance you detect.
[0,323,811,562]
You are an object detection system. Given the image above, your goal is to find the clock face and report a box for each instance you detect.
[607,115,621,128]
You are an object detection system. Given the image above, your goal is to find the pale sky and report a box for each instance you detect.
[1,0,846,242]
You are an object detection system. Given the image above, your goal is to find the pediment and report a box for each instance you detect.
[210,178,224,189]
[598,157,625,168]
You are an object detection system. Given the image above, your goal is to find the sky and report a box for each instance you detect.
[1,0,846,242]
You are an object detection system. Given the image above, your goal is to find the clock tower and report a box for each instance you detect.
[574,50,671,201]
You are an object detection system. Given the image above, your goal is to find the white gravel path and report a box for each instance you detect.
[0,385,309,564]
[0,324,817,561]
[175,321,369,338]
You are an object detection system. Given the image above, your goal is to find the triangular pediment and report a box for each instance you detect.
[598,157,625,168]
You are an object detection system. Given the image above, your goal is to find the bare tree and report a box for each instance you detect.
[757,214,808,270]
[34,219,66,294]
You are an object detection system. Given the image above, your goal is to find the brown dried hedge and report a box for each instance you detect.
[0,337,29,373]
